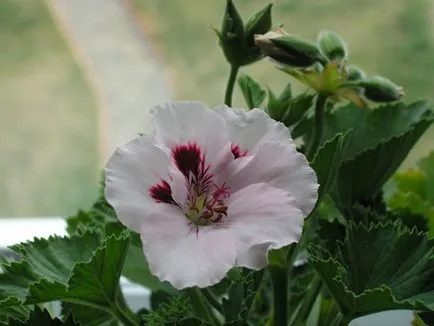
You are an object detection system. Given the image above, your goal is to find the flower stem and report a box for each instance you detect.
[111,303,141,326]
[202,288,224,314]
[225,65,239,106]
[306,93,328,161]
[185,287,221,325]
[290,274,323,326]
[116,287,141,325]
[269,265,288,326]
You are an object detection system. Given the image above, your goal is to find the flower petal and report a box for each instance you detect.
[225,183,304,267]
[215,106,291,153]
[151,101,231,167]
[235,242,270,270]
[221,141,318,216]
[105,136,170,233]
[140,204,238,289]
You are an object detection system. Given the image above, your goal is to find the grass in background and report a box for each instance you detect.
[133,0,434,166]
[0,0,100,216]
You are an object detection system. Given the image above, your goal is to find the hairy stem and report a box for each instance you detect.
[306,94,328,161]
[269,265,289,326]
[202,288,223,314]
[111,303,141,326]
[291,275,323,326]
[225,65,240,106]
[185,287,221,325]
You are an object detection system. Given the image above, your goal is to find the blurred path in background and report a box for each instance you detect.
[48,0,172,158]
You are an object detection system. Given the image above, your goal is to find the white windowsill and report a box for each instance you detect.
[0,216,67,247]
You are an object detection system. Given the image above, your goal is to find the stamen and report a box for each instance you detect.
[231,144,248,159]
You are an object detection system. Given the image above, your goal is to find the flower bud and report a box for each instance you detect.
[221,0,244,40]
[346,65,365,81]
[317,30,348,61]
[255,30,328,67]
[361,76,404,102]
[217,1,274,66]
[217,0,246,66]
[245,4,273,46]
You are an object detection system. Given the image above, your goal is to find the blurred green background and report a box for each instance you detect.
[1,0,433,216]
[0,0,100,216]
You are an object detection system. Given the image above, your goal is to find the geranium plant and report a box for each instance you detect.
[1,1,434,325]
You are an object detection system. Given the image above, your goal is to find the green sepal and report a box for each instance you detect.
[245,3,273,46]
[317,30,347,61]
[271,35,328,67]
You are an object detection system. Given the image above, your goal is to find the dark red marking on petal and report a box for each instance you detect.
[231,144,248,159]
[172,143,203,178]
[172,143,212,192]
[149,180,176,204]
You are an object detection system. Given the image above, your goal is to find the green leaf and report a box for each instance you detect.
[268,244,293,268]
[288,264,315,314]
[66,193,117,235]
[278,81,293,104]
[122,239,176,293]
[238,74,266,109]
[104,223,174,292]
[143,295,191,326]
[311,132,350,205]
[266,88,282,120]
[331,119,432,214]
[310,221,434,322]
[266,83,293,122]
[0,303,32,325]
[9,307,79,326]
[316,297,341,326]
[54,232,130,313]
[239,269,264,322]
[222,283,244,322]
[150,290,173,310]
[0,232,101,307]
[281,93,314,127]
[61,302,114,326]
[0,232,140,326]
[320,100,434,160]
[220,269,264,323]
[419,152,434,204]
[387,151,434,236]
[69,193,174,293]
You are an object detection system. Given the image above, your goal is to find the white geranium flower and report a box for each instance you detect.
[104,101,318,290]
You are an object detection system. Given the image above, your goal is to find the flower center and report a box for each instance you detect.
[185,183,230,226]
[149,142,245,226]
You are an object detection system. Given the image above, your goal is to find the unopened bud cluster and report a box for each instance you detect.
[216,0,273,67]
[254,27,403,103]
